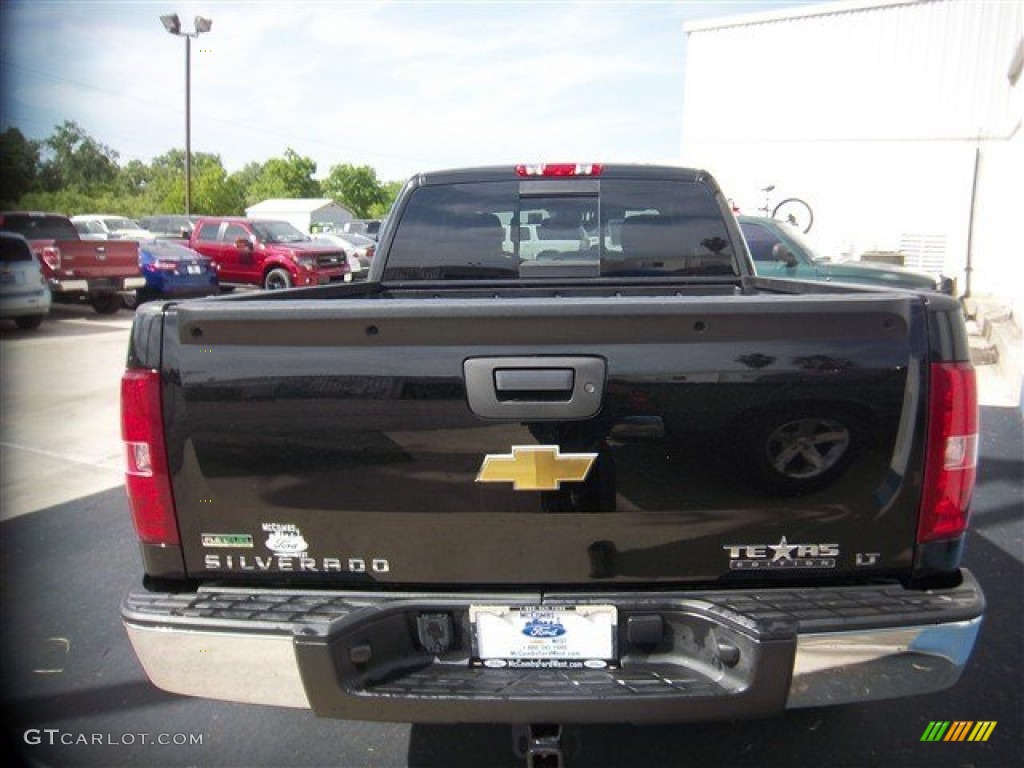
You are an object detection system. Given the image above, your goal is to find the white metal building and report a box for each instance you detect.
[681,0,1023,315]
[244,198,354,234]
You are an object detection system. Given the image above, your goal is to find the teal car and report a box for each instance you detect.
[739,216,953,294]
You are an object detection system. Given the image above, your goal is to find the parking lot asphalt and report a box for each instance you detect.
[1,306,132,521]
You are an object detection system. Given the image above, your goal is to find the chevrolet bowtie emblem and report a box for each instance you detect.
[476,446,598,491]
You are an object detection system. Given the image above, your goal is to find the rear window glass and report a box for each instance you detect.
[223,224,249,242]
[1,215,79,241]
[142,240,200,260]
[0,235,33,263]
[103,217,140,231]
[383,180,737,281]
[144,216,192,235]
[195,222,221,242]
[739,220,779,263]
[75,220,105,235]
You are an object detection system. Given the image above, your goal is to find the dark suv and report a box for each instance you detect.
[139,215,195,240]
[340,218,382,240]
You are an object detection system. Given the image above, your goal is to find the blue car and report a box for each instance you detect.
[125,239,219,308]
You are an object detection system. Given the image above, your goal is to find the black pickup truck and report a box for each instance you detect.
[121,164,982,755]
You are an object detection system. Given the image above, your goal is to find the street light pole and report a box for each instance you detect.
[160,14,212,218]
[184,32,191,217]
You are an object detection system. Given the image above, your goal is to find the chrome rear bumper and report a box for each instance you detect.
[123,571,984,722]
[788,618,981,708]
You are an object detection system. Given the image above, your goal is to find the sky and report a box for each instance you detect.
[0,0,813,184]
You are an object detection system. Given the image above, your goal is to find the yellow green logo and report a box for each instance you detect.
[921,721,996,742]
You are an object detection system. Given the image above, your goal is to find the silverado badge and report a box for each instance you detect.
[476,446,597,491]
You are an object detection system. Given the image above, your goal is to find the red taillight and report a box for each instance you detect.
[918,362,979,543]
[515,163,603,177]
[153,259,179,271]
[121,369,179,546]
[40,246,61,271]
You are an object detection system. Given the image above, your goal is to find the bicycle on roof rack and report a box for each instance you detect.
[758,184,814,233]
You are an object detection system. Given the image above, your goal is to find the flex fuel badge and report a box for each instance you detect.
[201,533,253,548]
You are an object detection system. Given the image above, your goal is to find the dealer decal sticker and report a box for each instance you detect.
[262,522,308,555]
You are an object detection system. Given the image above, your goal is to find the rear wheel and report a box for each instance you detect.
[263,268,292,291]
[90,295,122,314]
[14,315,44,330]
[122,291,144,310]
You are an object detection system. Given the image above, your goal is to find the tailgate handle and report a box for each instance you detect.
[465,356,605,421]
[495,368,574,397]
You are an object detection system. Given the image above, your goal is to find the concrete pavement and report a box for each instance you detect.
[0,307,131,521]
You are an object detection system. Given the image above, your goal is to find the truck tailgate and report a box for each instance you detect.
[46,239,140,279]
[162,292,926,587]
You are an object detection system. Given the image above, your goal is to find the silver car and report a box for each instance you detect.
[0,231,51,330]
[311,232,375,279]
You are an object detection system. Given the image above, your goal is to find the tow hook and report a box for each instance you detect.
[513,724,566,768]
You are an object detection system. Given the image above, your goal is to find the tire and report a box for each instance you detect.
[772,198,814,233]
[14,315,44,330]
[263,268,292,291]
[122,291,143,310]
[90,295,122,315]
[747,408,859,494]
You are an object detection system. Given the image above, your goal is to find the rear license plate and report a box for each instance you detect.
[187,264,201,274]
[470,605,617,669]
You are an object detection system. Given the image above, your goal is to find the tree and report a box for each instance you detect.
[369,180,404,219]
[245,148,320,205]
[229,161,264,196]
[116,159,153,198]
[1,120,397,221]
[0,127,41,206]
[38,120,119,193]
[322,163,386,219]
[192,155,245,215]
[144,150,243,215]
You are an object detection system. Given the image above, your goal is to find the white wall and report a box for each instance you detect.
[309,206,353,232]
[970,127,1024,319]
[684,138,975,279]
[681,0,1024,299]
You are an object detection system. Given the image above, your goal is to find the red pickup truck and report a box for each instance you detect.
[0,212,144,314]
[190,217,348,290]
